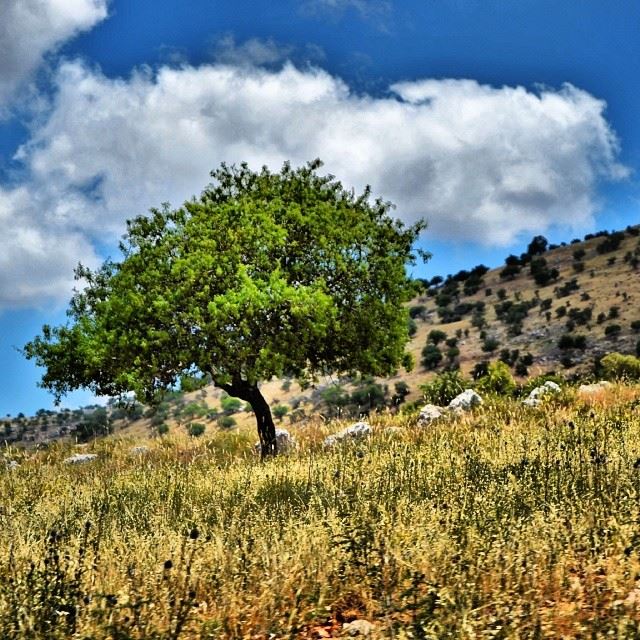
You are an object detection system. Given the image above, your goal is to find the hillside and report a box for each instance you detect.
[402,224,640,386]
[3,224,639,447]
[2,384,640,637]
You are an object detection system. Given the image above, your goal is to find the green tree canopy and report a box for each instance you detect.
[24,160,425,456]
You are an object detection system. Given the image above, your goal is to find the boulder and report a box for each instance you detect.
[523,380,561,406]
[129,446,150,455]
[5,460,19,470]
[341,620,374,637]
[578,381,613,396]
[417,404,443,425]
[254,428,296,454]
[448,389,483,412]
[64,453,98,465]
[323,421,371,447]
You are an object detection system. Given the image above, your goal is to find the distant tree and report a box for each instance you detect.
[526,235,548,257]
[391,380,410,406]
[76,407,111,442]
[23,160,425,457]
[421,344,443,370]
[427,329,447,345]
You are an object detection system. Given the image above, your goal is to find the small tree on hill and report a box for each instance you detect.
[23,160,425,457]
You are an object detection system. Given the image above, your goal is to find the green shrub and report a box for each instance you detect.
[420,370,468,405]
[409,305,427,319]
[427,329,447,345]
[220,395,242,414]
[188,422,206,437]
[604,324,621,338]
[558,334,587,350]
[272,404,289,421]
[481,336,500,352]
[600,353,640,380]
[157,423,169,435]
[476,361,516,396]
[218,415,237,429]
[421,344,443,370]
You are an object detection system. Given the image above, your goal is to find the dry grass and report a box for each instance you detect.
[1,384,640,638]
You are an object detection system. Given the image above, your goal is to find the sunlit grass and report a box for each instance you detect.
[1,384,640,638]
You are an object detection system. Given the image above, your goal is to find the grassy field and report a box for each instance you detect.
[2,384,640,638]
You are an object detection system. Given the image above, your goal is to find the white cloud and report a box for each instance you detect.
[300,0,392,22]
[0,59,627,308]
[213,35,294,67]
[0,0,108,108]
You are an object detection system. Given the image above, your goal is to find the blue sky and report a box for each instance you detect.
[0,0,638,415]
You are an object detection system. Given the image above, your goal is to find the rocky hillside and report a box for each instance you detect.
[404,224,640,382]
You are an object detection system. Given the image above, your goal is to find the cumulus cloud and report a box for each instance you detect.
[1,59,627,308]
[0,0,108,109]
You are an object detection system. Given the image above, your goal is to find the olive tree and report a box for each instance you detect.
[24,160,425,457]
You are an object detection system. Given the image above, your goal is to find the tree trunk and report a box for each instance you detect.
[213,376,277,459]
[246,385,278,459]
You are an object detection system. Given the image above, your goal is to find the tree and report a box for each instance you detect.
[23,160,425,457]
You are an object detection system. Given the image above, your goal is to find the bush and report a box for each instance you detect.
[218,415,237,429]
[555,279,580,298]
[321,384,350,411]
[514,361,529,377]
[157,423,169,435]
[572,248,586,260]
[220,395,242,414]
[596,231,625,254]
[391,381,411,406]
[604,324,622,338]
[500,264,521,280]
[188,422,206,437]
[446,346,460,361]
[407,317,418,337]
[272,404,289,421]
[421,344,443,370]
[481,336,500,352]
[476,361,516,396]
[350,380,388,411]
[600,353,640,380]
[427,329,447,345]
[632,320,640,333]
[608,306,620,319]
[558,334,587,350]
[409,305,427,320]
[420,370,468,406]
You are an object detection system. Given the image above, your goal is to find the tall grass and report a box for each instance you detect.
[1,385,640,638]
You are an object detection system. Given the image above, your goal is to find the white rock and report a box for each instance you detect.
[64,453,98,465]
[5,460,19,470]
[323,421,372,447]
[523,381,561,405]
[342,620,374,637]
[254,428,296,454]
[129,445,149,455]
[578,381,612,396]
[417,404,443,425]
[448,389,483,412]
